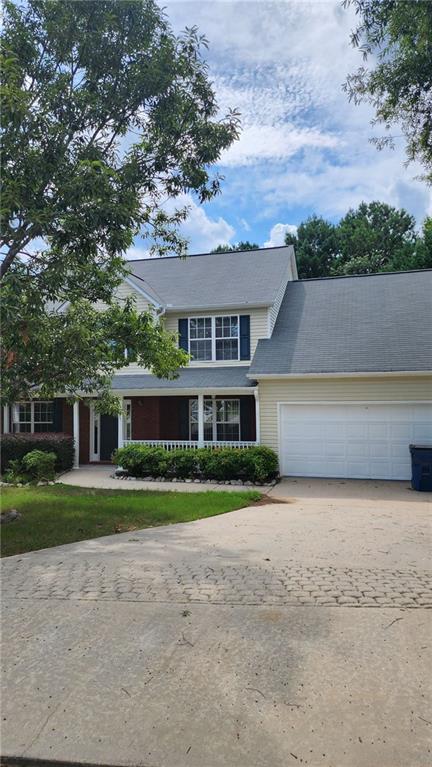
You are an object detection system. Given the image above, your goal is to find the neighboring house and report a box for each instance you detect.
[3,247,432,480]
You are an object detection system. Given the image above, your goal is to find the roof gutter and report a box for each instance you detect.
[164,301,272,313]
[247,370,432,379]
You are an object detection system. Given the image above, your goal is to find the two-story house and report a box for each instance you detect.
[3,246,432,480]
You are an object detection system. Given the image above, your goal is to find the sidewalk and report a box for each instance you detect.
[58,465,271,494]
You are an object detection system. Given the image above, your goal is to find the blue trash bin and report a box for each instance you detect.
[409,445,432,492]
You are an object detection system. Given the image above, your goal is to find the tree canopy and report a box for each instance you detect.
[210,241,259,253]
[0,0,239,405]
[285,202,432,278]
[343,0,432,183]
[284,217,338,279]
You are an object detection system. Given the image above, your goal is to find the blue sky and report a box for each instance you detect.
[129,0,431,258]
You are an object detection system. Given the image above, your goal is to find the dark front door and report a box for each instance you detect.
[100,414,118,461]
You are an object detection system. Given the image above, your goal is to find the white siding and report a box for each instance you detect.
[99,280,153,375]
[258,376,432,453]
[93,280,150,314]
[268,267,291,334]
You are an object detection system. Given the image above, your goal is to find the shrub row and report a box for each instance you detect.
[113,445,279,484]
[1,433,74,473]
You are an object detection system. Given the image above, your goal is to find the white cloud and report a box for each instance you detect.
[159,1,431,228]
[171,194,235,253]
[129,194,235,257]
[220,124,339,166]
[264,223,298,248]
[259,147,432,224]
[125,245,152,261]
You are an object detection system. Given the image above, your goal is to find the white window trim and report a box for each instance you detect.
[189,396,241,441]
[13,401,54,433]
[123,399,132,441]
[89,404,101,462]
[188,315,240,362]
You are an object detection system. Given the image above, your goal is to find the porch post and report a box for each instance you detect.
[117,397,124,450]
[73,401,80,469]
[254,389,260,444]
[3,405,10,433]
[197,394,205,447]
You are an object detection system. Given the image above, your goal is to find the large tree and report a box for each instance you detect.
[343,0,432,183]
[335,201,419,274]
[284,217,339,279]
[0,0,239,405]
[286,202,432,278]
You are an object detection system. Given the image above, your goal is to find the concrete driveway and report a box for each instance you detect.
[2,478,431,767]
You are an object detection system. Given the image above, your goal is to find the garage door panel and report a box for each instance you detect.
[389,423,412,439]
[279,403,432,480]
[346,441,369,457]
[324,442,347,458]
[367,423,388,438]
[413,424,432,441]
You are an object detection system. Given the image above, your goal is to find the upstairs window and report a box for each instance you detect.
[189,318,212,361]
[188,316,239,361]
[215,316,239,360]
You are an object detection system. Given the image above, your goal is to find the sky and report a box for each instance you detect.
[131,0,431,258]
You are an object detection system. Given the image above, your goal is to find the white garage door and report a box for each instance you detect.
[279,403,432,480]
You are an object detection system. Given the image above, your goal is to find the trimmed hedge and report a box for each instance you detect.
[1,433,74,473]
[113,445,279,484]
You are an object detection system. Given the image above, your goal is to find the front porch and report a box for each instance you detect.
[3,392,259,468]
[100,393,258,464]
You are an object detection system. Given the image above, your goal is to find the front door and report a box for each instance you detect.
[99,414,118,461]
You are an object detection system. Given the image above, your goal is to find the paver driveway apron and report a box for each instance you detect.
[2,478,431,767]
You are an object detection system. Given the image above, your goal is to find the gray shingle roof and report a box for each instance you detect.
[126,246,294,310]
[112,367,255,390]
[249,270,432,376]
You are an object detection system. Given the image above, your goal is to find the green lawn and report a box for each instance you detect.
[0,484,260,558]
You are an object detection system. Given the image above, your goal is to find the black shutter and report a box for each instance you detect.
[240,397,254,442]
[178,319,189,352]
[239,315,250,361]
[179,398,190,440]
[53,398,63,432]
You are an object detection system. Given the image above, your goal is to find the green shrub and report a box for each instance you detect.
[1,434,74,473]
[240,446,279,484]
[113,445,169,477]
[199,448,244,481]
[113,444,279,483]
[3,458,28,484]
[22,450,57,481]
[167,449,199,479]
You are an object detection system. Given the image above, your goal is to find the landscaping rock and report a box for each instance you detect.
[0,509,21,525]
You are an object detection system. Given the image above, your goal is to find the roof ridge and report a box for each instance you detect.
[126,244,293,264]
[296,268,432,283]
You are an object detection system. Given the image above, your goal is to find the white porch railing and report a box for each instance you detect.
[122,439,258,451]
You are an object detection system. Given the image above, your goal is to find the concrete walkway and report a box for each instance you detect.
[58,464,271,494]
[2,479,431,766]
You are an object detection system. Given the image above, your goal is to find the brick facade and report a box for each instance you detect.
[130,396,188,440]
